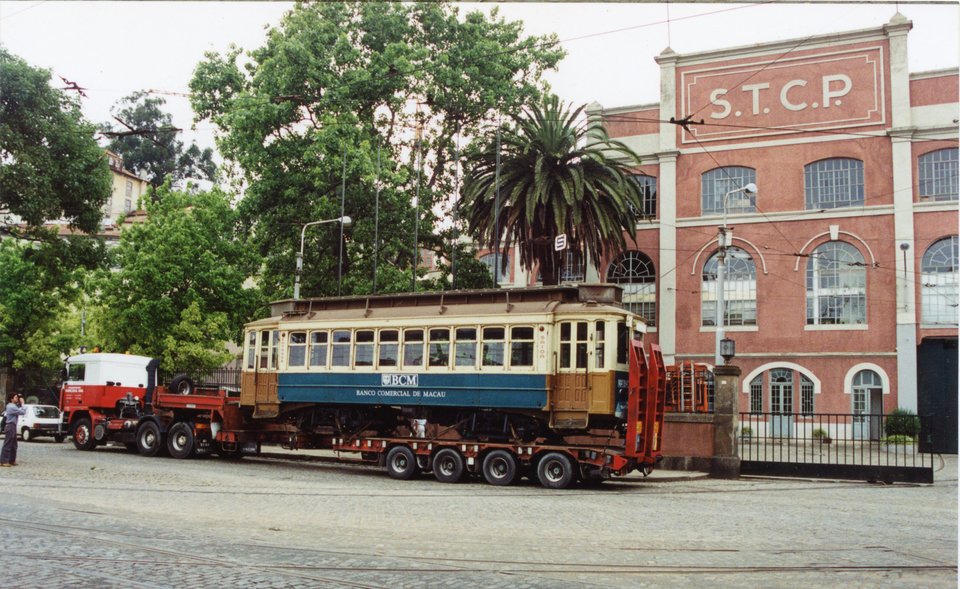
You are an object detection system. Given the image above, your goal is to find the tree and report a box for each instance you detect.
[460,95,644,285]
[189,2,563,299]
[0,240,90,387]
[102,91,216,186]
[0,48,111,234]
[94,184,261,372]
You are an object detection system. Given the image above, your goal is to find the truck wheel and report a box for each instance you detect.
[482,449,518,486]
[169,374,195,395]
[72,418,97,451]
[432,448,465,484]
[385,446,419,480]
[166,422,195,459]
[136,421,165,457]
[20,427,32,442]
[537,452,576,490]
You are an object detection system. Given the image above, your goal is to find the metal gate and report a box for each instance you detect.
[739,412,935,484]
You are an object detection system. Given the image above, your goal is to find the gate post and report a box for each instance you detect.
[711,365,741,478]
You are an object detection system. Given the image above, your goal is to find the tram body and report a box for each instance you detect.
[240,285,647,440]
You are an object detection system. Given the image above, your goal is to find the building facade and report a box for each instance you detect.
[497,15,958,419]
[103,150,150,224]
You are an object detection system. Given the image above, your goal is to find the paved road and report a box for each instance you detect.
[0,439,955,588]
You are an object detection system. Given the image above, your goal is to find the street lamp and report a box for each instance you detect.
[715,183,756,366]
[294,216,352,300]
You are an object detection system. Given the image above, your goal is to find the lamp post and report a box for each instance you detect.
[715,183,756,366]
[294,216,352,300]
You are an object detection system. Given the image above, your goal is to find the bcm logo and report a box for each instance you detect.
[381,373,419,387]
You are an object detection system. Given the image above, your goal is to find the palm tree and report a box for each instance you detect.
[461,95,643,286]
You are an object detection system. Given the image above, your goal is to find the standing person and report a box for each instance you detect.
[1,393,26,466]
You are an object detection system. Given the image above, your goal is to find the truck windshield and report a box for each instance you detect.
[67,363,85,382]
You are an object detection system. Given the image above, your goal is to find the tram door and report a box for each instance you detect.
[241,330,280,418]
[552,321,590,428]
[768,369,794,437]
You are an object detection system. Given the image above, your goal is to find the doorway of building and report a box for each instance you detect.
[918,337,958,454]
[768,368,794,437]
[852,369,883,440]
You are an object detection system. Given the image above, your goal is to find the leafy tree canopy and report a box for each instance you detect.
[102,91,216,187]
[0,47,111,234]
[94,184,262,372]
[461,95,644,285]
[189,2,563,299]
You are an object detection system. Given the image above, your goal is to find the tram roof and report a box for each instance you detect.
[265,285,629,323]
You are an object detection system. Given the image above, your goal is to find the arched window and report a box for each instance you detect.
[701,167,756,215]
[921,236,959,326]
[480,253,510,283]
[804,158,864,209]
[607,251,656,326]
[749,375,763,414]
[702,246,757,326]
[800,374,815,415]
[919,148,958,201]
[806,241,866,325]
[632,174,657,219]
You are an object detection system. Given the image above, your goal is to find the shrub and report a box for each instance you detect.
[884,408,921,438]
[812,428,828,439]
[883,435,916,445]
[741,425,753,436]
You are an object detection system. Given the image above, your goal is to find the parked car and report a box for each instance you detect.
[17,405,65,442]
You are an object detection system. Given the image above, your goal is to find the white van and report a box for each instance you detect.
[17,405,65,442]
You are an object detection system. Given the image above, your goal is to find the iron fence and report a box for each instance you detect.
[739,412,935,483]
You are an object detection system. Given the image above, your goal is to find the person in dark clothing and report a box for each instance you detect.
[1,393,26,466]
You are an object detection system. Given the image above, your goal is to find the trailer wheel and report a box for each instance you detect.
[20,427,32,442]
[537,452,576,490]
[432,448,465,484]
[136,421,165,457]
[385,446,419,480]
[54,435,65,443]
[167,422,195,459]
[169,374,195,395]
[482,450,518,486]
[72,418,97,451]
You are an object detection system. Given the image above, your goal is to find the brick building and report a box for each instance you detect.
[491,14,958,427]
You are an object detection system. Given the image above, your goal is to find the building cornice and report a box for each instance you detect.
[910,67,959,81]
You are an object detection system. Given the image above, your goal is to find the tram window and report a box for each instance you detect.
[310,331,329,368]
[594,321,605,369]
[455,327,477,367]
[288,332,307,367]
[378,330,399,367]
[246,331,257,370]
[482,326,505,367]
[271,331,280,369]
[331,330,352,367]
[429,328,450,367]
[575,322,588,368]
[259,330,270,369]
[617,322,628,364]
[510,326,534,367]
[355,330,375,367]
[403,329,424,367]
[560,322,571,368]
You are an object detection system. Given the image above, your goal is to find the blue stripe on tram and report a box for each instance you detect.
[278,372,549,409]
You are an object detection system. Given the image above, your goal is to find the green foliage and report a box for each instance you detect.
[0,240,89,382]
[740,425,753,437]
[812,428,828,439]
[102,91,216,186]
[461,95,643,285]
[189,2,563,299]
[882,435,916,445]
[884,408,921,438]
[0,47,111,233]
[94,184,262,372]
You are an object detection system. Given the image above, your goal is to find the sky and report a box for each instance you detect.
[1,1,957,154]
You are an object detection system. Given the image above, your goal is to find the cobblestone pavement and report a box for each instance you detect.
[0,440,955,588]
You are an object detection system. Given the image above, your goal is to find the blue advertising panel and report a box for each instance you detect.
[278,372,549,410]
